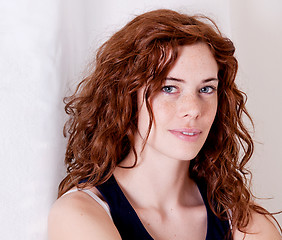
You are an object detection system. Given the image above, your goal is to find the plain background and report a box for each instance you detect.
[0,0,281,239]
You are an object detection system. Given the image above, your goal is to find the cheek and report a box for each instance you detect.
[137,97,174,140]
[204,98,218,124]
[138,103,150,135]
[152,99,175,124]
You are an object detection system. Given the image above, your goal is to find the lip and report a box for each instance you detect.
[169,128,202,142]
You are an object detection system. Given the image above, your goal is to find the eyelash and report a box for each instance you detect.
[161,85,178,94]
[161,85,217,94]
[199,86,217,94]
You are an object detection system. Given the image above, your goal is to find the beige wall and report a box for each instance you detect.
[230,0,282,225]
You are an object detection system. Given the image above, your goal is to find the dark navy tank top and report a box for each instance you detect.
[96,176,232,240]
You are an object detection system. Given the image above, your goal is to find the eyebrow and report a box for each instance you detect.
[165,77,219,83]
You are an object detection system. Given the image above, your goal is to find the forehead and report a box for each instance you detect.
[167,43,218,81]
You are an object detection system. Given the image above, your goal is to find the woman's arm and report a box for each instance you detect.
[233,211,281,240]
[48,191,122,240]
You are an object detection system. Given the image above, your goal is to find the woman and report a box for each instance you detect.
[48,9,281,239]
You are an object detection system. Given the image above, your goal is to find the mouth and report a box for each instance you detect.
[181,131,198,136]
[169,129,202,142]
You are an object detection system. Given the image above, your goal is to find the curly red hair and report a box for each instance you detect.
[58,9,280,233]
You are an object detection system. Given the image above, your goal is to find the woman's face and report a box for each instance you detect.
[137,42,219,161]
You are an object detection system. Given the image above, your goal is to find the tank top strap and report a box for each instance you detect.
[62,188,112,219]
[196,178,232,240]
[96,176,154,240]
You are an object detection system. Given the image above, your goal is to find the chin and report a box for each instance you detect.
[157,147,201,162]
[173,152,199,161]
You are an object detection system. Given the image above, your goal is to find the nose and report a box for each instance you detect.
[177,94,201,119]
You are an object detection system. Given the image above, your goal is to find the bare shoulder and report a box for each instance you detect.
[233,210,281,240]
[48,190,121,240]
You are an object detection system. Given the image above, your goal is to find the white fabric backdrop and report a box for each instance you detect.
[230,0,282,227]
[0,0,281,239]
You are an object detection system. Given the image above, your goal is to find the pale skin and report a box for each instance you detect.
[48,43,281,240]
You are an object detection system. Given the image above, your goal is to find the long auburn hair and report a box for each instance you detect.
[59,9,279,233]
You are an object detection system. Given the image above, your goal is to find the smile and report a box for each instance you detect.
[169,129,202,142]
[182,131,197,136]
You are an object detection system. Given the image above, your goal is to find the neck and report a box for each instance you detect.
[114,144,197,209]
